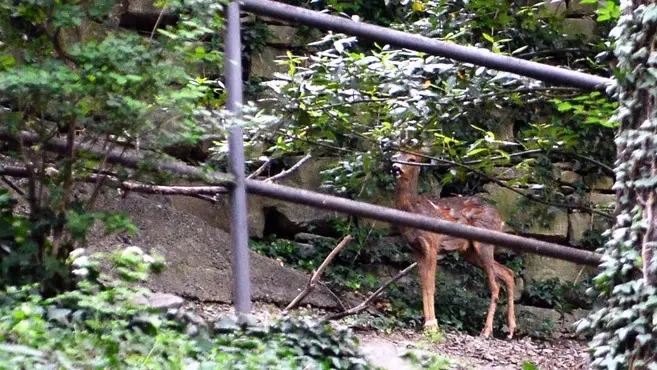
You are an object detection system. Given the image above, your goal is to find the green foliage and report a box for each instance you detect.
[0,247,374,369]
[290,0,406,26]
[0,188,137,292]
[247,0,616,207]
[580,229,610,252]
[522,361,540,370]
[402,350,452,370]
[251,221,399,293]
[581,0,621,23]
[522,278,594,313]
[0,0,231,292]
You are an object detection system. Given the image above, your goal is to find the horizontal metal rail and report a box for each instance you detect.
[246,180,602,266]
[0,130,603,267]
[240,0,612,91]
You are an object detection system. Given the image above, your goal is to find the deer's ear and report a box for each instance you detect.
[419,145,432,155]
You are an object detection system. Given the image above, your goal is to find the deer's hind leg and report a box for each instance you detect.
[464,242,500,339]
[411,237,438,330]
[492,261,516,338]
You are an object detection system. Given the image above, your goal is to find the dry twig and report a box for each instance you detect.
[323,262,417,321]
[284,235,353,311]
[264,154,312,183]
[247,159,272,179]
[1,176,25,196]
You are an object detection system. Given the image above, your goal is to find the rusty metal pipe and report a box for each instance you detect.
[245,179,602,266]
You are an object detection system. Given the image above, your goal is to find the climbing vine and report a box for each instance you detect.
[576,1,657,369]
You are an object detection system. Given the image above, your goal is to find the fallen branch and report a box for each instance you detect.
[109,180,229,196]
[0,130,234,186]
[0,164,229,198]
[323,262,417,321]
[264,154,311,183]
[284,235,353,311]
[318,281,347,311]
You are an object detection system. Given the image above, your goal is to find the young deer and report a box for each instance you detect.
[391,151,516,339]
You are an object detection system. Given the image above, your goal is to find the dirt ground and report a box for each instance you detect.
[182,300,590,370]
[357,329,588,369]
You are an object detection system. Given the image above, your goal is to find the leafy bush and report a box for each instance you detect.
[522,278,594,313]
[0,246,375,369]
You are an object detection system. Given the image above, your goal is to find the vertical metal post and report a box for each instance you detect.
[226,0,252,315]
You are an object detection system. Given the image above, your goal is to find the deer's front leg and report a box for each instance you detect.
[412,237,438,330]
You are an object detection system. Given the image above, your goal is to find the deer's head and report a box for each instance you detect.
[390,151,423,181]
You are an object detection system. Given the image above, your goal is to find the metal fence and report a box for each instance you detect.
[225,0,612,315]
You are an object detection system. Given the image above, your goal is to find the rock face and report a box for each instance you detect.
[568,212,592,245]
[589,192,616,208]
[522,254,593,284]
[251,47,290,78]
[479,183,568,240]
[585,176,614,191]
[516,305,589,336]
[133,292,185,310]
[360,339,418,370]
[88,190,342,308]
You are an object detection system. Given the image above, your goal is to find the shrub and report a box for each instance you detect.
[0,246,374,369]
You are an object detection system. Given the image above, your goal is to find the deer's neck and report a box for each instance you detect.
[395,171,420,211]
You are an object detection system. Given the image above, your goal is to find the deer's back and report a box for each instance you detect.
[402,195,503,252]
[426,196,503,230]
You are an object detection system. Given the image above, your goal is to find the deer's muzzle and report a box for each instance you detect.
[391,163,402,177]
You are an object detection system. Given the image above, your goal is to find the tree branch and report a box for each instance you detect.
[149,5,168,41]
[247,159,272,179]
[323,262,417,321]
[454,149,614,176]
[284,235,353,311]
[0,164,230,198]
[0,130,234,186]
[86,138,121,211]
[264,154,312,183]
[516,48,594,59]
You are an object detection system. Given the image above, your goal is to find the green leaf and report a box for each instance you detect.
[411,1,425,11]
[522,361,539,370]
[557,102,572,112]
[482,33,495,43]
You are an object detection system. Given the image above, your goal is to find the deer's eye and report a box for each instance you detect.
[408,158,416,162]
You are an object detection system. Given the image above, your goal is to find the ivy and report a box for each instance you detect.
[576,1,657,368]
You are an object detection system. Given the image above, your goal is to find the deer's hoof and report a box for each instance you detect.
[423,319,438,330]
[507,329,515,340]
[479,329,492,339]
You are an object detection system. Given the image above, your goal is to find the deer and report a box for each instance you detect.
[390,150,516,339]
